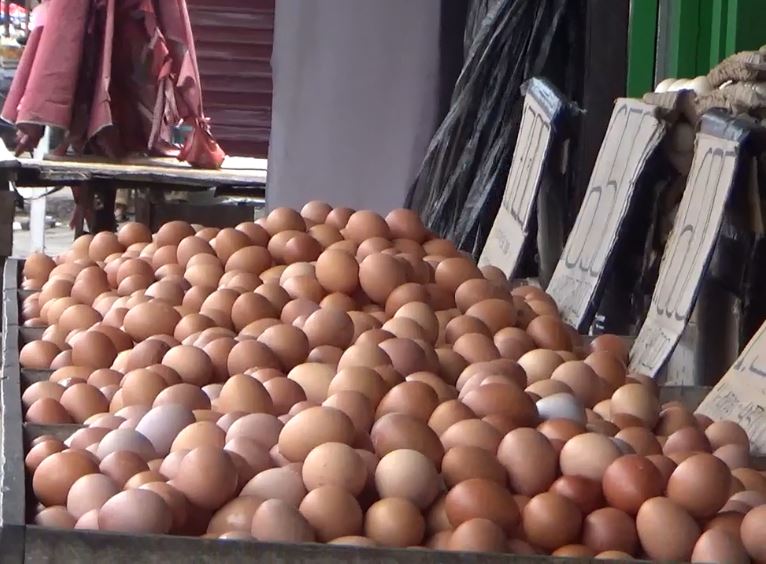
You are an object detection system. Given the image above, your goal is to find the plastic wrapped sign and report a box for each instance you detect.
[546,99,667,331]
[696,319,766,455]
[479,78,568,277]
[630,111,751,377]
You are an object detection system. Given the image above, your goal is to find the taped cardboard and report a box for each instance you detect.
[479,78,568,277]
[630,111,751,377]
[696,320,766,455]
[547,99,667,331]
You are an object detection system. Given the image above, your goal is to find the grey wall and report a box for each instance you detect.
[267,0,442,214]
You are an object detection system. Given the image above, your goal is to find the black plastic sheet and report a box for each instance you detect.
[405,0,569,258]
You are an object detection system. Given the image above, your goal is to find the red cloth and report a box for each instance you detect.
[1,0,224,169]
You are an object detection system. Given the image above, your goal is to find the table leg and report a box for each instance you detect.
[90,181,117,233]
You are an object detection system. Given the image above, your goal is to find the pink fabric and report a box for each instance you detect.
[1,0,224,169]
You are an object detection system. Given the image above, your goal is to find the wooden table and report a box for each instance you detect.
[0,154,267,254]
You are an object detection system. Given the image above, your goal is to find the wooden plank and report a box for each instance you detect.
[546,99,668,331]
[0,258,26,564]
[479,78,569,278]
[22,527,553,564]
[630,111,753,377]
[14,157,267,191]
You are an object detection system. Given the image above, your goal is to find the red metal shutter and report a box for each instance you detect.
[186,0,274,158]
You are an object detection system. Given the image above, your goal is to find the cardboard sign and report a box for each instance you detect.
[479,79,568,277]
[696,321,766,455]
[546,99,667,331]
[630,112,750,377]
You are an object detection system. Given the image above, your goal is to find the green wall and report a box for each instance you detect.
[627,0,766,96]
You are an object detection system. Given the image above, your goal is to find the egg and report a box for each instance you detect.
[636,497,700,560]
[251,498,315,542]
[33,450,100,506]
[364,497,425,547]
[98,489,172,534]
[445,479,519,532]
[496,428,558,495]
[302,442,366,495]
[581,507,638,555]
[602,454,663,514]
[375,449,440,509]
[277,406,356,462]
[666,453,732,518]
[559,432,621,481]
[299,485,363,541]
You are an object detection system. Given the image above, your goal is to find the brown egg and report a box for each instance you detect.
[610,383,660,428]
[286,363,334,403]
[525,316,571,351]
[636,497,700,560]
[25,252,57,280]
[714,443,751,470]
[241,466,306,507]
[374,449,439,509]
[33,450,100,506]
[705,420,750,450]
[227,339,281,376]
[602,454,663,515]
[265,377,307,416]
[589,334,630,362]
[216,374,273,415]
[153,383,211,412]
[444,315,491,344]
[666,453,731,518]
[173,446,238,510]
[739,504,766,561]
[19,340,60,369]
[122,300,180,343]
[314,249,359,295]
[445,478,519,532]
[59,383,109,423]
[35,506,76,529]
[518,349,564,384]
[691,528,750,563]
[560,432,621,482]
[25,439,66,472]
[358,253,407,305]
[461,382,537,426]
[663,426,712,455]
[464,299,516,336]
[452,333,500,364]
[496,428,557,495]
[299,485,363,541]
[582,507,638,555]
[440,418,502,454]
[250,498,315,542]
[427,400,475,436]
[732,468,766,495]
[549,475,604,515]
[442,446,506,488]
[375,381,438,421]
[371,413,444,468]
[257,324,309,370]
[363,497,425,548]
[277,406,356,462]
[99,451,149,488]
[522,492,582,552]
[328,367,388,407]
[301,442,366,496]
[98,489,172,534]
[615,427,662,456]
[584,351,626,390]
[548,361,605,409]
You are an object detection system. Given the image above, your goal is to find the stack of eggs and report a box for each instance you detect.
[18,204,765,561]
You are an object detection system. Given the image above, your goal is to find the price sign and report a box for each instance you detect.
[629,112,750,377]
[479,78,568,277]
[696,321,766,455]
[546,99,667,331]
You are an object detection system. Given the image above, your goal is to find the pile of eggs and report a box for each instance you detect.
[17,203,765,561]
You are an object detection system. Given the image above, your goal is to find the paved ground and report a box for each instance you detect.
[13,224,74,258]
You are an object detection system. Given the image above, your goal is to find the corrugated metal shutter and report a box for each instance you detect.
[187,0,273,158]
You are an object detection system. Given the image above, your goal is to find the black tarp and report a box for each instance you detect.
[405,0,572,259]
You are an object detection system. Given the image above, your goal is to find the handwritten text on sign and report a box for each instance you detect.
[479,90,554,276]
[696,321,766,455]
[546,100,666,331]
[630,133,740,377]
